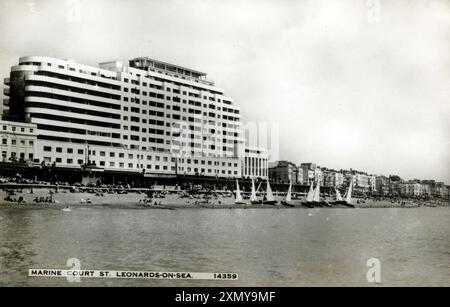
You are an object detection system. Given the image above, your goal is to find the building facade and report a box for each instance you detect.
[299,163,316,185]
[4,56,247,178]
[343,170,375,193]
[375,176,390,195]
[269,160,298,184]
[0,118,37,163]
[400,181,423,197]
[322,169,345,187]
[241,146,269,179]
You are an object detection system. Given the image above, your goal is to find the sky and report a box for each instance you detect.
[0,0,448,183]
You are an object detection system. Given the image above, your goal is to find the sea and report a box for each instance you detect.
[0,206,449,286]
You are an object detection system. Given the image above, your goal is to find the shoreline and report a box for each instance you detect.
[0,187,448,210]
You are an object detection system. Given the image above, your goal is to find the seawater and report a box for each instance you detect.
[0,206,449,286]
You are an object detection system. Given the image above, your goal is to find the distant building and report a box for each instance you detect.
[322,169,345,187]
[421,180,435,197]
[389,179,402,196]
[376,176,390,195]
[269,160,298,184]
[343,170,375,193]
[299,163,316,185]
[400,181,423,197]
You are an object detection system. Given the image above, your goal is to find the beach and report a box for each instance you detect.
[0,186,448,210]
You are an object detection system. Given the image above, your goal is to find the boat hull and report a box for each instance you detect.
[281,201,295,207]
[320,201,332,207]
[262,200,277,205]
[301,201,315,208]
[250,200,262,205]
[330,200,355,208]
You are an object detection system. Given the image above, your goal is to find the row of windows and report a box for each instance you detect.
[27,80,121,101]
[42,146,170,160]
[23,61,231,107]
[1,139,34,146]
[2,151,34,160]
[22,62,114,81]
[41,146,239,168]
[2,125,34,133]
[29,102,121,120]
[122,95,239,116]
[40,156,239,175]
[36,70,121,91]
[28,91,121,111]
[122,77,225,101]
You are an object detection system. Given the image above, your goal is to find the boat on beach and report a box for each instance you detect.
[281,182,295,207]
[262,180,277,205]
[250,178,262,204]
[235,180,246,205]
[301,183,315,208]
[330,187,346,206]
[341,180,355,208]
[311,182,331,207]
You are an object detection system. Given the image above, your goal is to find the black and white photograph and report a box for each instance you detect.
[0,0,449,294]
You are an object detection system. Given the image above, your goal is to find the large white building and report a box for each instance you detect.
[3,56,261,178]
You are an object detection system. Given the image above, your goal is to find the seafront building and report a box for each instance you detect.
[0,117,37,163]
[2,56,269,180]
[375,176,390,195]
[322,168,345,188]
[268,160,298,184]
[400,181,423,197]
[298,163,316,185]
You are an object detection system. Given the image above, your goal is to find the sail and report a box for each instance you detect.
[235,180,243,203]
[266,180,275,202]
[335,188,343,201]
[306,182,314,202]
[285,183,292,202]
[250,178,258,202]
[345,180,353,204]
[313,182,320,202]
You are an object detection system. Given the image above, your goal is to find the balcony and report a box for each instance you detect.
[3,88,10,96]
[4,78,10,85]
[3,98,9,106]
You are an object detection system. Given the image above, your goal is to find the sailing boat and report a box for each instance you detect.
[262,179,277,205]
[250,178,262,204]
[330,187,345,206]
[235,180,246,205]
[312,181,331,207]
[301,182,315,208]
[281,182,295,207]
[342,180,355,208]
